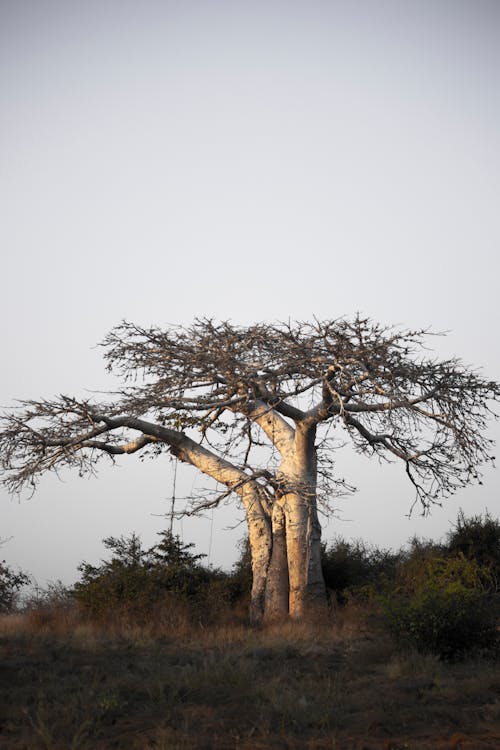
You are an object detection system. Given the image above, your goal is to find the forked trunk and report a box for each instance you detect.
[244,484,325,622]
[166,422,325,622]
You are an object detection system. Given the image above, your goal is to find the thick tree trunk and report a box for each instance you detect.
[263,499,289,620]
[125,417,325,622]
[283,496,326,617]
[306,499,326,603]
[279,423,326,618]
[283,493,310,617]
[242,486,273,624]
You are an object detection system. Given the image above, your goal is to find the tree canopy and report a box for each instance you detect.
[1,316,498,620]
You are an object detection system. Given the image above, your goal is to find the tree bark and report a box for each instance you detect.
[129,420,274,623]
[279,423,326,618]
[263,498,289,620]
[85,415,325,621]
[241,486,273,624]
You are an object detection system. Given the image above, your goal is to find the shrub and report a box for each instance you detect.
[72,530,244,625]
[446,509,500,583]
[379,551,498,660]
[0,559,30,613]
[321,537,401,603]
[24,579,74,610]
[229,536,252,601]
[22,580,78,631]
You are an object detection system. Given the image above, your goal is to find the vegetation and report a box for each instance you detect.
[1,512,499,748]
[320,513,500,661]
[447,508,500,578]
[0,556,30,613]
[0,537,30,614]
[1,316,498,621]
[379,551,498,660]
[321,537,402,603]
[1,599,499,749]
[72,530,247,626]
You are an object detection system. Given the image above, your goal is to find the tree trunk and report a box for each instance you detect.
[306,498,326,604]
[263,498,289,620]
[142,419,325,622]
[283,493,310,617]
[279,423,326,618]
[242,486,273,624]
[162,426,274,623]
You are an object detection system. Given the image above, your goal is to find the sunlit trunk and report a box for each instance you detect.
[242,487,272,624]
[162,422,325,622]
[280,424,326,618]
[167,430,274,623]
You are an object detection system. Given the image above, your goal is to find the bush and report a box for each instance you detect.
[379,551,498,660]
[321,537,401,603]
[73,530,244,625]
[446,509,500,583]
[22,580,78,631]
[229,536,252,601]
[0,559,30,613]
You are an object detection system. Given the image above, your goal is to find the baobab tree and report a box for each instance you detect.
[1,317,498,621]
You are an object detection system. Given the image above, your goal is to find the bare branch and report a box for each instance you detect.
[1,315,498,515]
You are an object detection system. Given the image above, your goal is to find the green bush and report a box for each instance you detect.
[379,552,498,660]
[446,509,500,583]
[73,530,244,624]
[321,537,401,603]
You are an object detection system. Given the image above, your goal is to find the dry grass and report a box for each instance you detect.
[1,603,500,750]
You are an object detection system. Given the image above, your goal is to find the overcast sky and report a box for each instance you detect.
[1,0,499,586]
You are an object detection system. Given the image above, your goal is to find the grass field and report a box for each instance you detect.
[1,602,499,750]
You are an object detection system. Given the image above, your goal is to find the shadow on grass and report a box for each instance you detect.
[1,604,499,750]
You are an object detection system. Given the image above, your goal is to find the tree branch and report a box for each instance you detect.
[344,388,440,413]
[243,400,295,455]
[80,434,159,454]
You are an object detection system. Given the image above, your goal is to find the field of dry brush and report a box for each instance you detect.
[1,602,499,750]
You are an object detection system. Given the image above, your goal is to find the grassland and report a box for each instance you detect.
[1,602,499,750]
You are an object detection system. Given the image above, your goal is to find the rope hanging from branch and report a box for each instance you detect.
[169,456,178,535]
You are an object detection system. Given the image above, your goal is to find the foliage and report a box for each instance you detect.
[379,550,498,660]
[446,509,500,583]
[229,536,253,601]
[73,530,244,623]
[24,579,74,611]
[0,557,30,613]
[319,513,500,659]
[321,537,401,602]
[1,317,498,621]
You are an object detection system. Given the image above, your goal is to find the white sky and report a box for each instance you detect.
[1,0,499,586]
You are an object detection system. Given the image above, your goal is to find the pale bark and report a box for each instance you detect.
[263,498,289,620]
[241,485,272,623]
[279,423,326,618]
[99,416,274,623]
[244,400,295,455]
[2,317,497,625]
[284,492,313,618]
[246,404,327,618]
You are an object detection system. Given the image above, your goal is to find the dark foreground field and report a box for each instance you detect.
[1,606,499,750]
